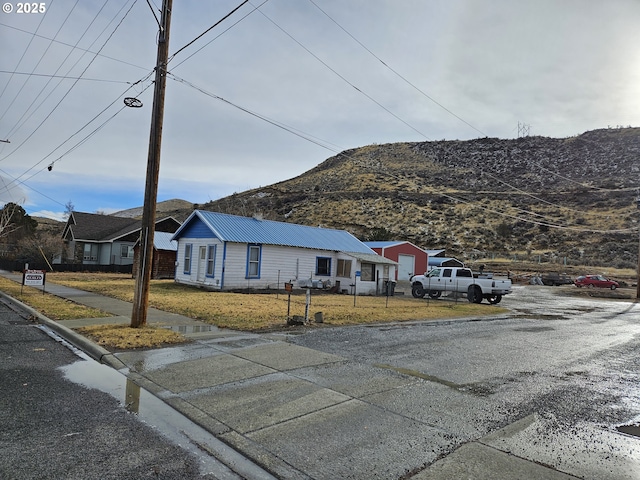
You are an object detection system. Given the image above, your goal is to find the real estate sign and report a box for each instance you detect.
[23,270,46,293]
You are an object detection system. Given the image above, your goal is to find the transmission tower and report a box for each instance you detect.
[517,122,531,138]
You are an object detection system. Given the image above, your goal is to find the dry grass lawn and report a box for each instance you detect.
[76,324,186,349]
[0,276,109,321]
[48,272,506,331]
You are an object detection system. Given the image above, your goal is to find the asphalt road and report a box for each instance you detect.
[3,281,640,479]
[283,286,640,477]
[0,298,228,480]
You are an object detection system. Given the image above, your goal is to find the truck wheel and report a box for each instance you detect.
[428,290,441,299]
[487,294,502,304]
[467,285,483,304]
[412,284,425,298]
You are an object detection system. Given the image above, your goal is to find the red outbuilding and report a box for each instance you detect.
[364,241,428,281]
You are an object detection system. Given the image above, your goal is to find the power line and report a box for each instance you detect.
[0,22,149,72]
[169,73,344,152]
[169,0,249,61]
[169,0,269,70]
[0,0,82,127]
[171,74,636,235]
[0,70,132,83]
[0,71,153,197]
[0,0,139,163]
[306,0,488,138]
[249,1,432,142]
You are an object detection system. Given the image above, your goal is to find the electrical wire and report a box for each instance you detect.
[306,0,487,138]
[249,1,432,142]
[0,70,132,84]
[0,22,149,72]
[0,6,50,104]
[169,0,249,61]
[0,0,139,163]
[169,73,344,152]
[0,70,153,197]
[3,0,127,141]
[169,0,269,70]
[0,0,81,127]
[169,74,637,235]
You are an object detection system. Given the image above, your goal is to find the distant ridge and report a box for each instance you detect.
[197,127,640,269]
[112,199,195,221]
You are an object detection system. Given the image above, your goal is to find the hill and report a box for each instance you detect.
[198,127,640,269]
[112,198,195,221]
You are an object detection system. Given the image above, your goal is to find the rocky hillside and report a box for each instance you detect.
[200,127,640,269]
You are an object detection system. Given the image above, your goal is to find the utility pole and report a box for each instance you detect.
[637,196,640,300]
[131,0,173,327]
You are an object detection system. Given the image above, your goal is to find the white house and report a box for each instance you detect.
[172,210,397,295]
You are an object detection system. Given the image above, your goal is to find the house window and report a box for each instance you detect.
[336,259,351,277]
[360,262,375,281]
[121,245,133,259]
[183,244,192,275]
[206,245,216,277]
[83,243,97,261]
[246,244,261,278]
[316,257,331,276]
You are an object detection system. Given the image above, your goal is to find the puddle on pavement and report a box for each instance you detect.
[59,358,246,478]
[512,326,556,333]
[616,423,640,438]
[163,325,216,334]
[40,325,268,478]
[118,344,222,372]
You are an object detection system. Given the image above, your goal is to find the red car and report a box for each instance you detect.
[574,275,619,290]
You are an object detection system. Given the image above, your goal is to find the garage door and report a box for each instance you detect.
[397,254,415,281]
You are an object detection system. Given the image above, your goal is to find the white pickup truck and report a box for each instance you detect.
[410,267,512,304]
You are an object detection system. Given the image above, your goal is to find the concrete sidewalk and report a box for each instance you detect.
[2,270,638,479]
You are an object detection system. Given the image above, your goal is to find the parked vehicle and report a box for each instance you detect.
[541,272,573,286]
[574,275,619,290]
[410,267,512,304]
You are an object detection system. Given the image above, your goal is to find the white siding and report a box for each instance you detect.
[175,238,224,289]
[175,239,396,295]
[223,244,338,290]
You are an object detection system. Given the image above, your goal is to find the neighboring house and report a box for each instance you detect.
[364,241,428,281]
[132,231,177,279]
[425,250,464,269]
[62,212,181,266]
[172,210,397,295]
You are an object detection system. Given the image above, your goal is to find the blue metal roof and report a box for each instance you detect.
[154,231,177,251]
[174,211,375,254]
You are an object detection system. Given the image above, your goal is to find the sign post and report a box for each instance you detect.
[354,271,361,306]
[285,282,293,321]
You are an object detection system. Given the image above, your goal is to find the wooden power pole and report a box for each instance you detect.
[131,0,173,327]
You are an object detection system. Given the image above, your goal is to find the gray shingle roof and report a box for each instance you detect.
[63,212,139,241]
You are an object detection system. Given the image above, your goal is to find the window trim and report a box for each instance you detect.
[360,262,375,281]
[246,244,261,279]
[336,259,352,278]
[206,245,216,277]
[120,244,133,259]
[183,243,192,275]
[316,256,332,276]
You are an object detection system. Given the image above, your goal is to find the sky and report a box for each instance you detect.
[1,0,639,221]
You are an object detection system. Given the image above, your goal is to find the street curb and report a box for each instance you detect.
[0,290,127,370]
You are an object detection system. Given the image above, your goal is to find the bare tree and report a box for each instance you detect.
[17,232,66,269]
[0,203,21,238]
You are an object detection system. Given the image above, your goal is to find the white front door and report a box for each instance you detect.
[398,254,415,281]
[197,246,206,282]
